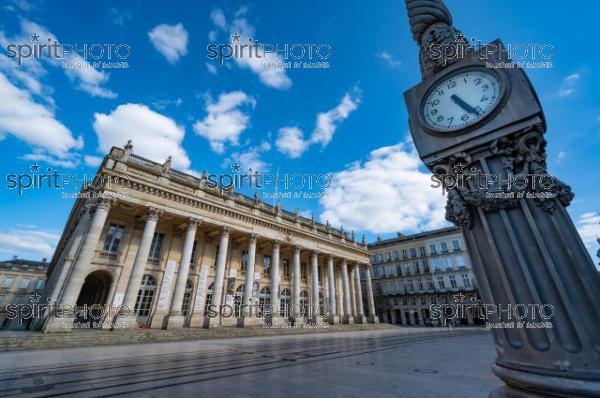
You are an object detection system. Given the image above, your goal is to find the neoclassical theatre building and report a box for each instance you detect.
[39,142,376,332]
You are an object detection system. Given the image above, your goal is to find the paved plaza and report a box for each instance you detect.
[0,327,501,397]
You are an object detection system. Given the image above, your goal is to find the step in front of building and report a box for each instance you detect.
[0,323,400,352]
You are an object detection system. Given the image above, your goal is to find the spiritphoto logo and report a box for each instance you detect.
[207,32,332,69]
[4,163,130,197]
[429,294,554,329]
[429,34,555,69]
[206,163,331,199]
[4,32,131,69]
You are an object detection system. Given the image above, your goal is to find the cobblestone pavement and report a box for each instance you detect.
[0,327,502,397]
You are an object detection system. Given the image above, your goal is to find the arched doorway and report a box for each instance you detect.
[181,279,194,326]
[75,270,113,328]
[204,283,214,315]
[134,274,157,327]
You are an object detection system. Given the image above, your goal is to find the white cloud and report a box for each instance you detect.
[148,23,189,64]
[111,8,132,26]
[0,72,82,162]
[19,20,117,98]
[206,63,218,75]
[311,90,361,146]
[93,103,192,170]
[556,72,580,98]
[319,140,447,233]
[209,8,291,90]
[210,9,227,30]
[275,89,361,157]
[84,155,103,167]
[193,91,255,153]
[558,88,573,97]
[224,142,271,172]
[0,225,60,259]
[575,212,600,259]
[275,127,308,158]
[377,51,402,67]
[564,73,580,82]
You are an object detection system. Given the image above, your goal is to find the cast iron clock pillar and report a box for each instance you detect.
[403,1,600,396]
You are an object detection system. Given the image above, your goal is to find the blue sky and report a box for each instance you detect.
[0,0,599,262]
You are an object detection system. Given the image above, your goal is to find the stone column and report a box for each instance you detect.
[44,199,112,332]
[341,259,353,324]
[241,234,259,326]
[270,241,282,324]
[364,265,378,323]
[208,227,230,328]
[349,265,357,318]
[327,255,339,324]
[354,264,366,324]
[292,246,301,320]
[337,267,345,319]
[164,218,199,329]
[120,207,161,329]
[310,251,320,322]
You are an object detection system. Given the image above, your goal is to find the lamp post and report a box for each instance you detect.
[402,1,600,396]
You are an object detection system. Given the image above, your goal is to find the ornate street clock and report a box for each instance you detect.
[402,1,600,397]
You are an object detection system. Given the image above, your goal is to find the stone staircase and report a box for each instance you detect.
[0,323,399,352]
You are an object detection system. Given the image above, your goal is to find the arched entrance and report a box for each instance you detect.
[74,270,113,328]
[181,279,194,326]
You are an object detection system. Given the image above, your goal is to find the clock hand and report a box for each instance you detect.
[450,94,480,116]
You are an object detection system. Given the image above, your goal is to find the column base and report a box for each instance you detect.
[150,311,167,329]
[42,313,76,332]
[189,314,209,328]
[491,364,600,397]
[343,315,354,324]
[206,316,221,328]
[238,315,263,327]
[368,315,379,324]
[268,315,286,326]
[328,315,340,325]
[354,315,367,324]
[163,314,186,329]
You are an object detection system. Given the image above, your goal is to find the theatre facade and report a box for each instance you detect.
[39,142,376,332]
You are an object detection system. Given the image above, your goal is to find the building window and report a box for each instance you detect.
[19,278,30,290]
[462,273,471,287]
[234,285,245,316]
[283,259,290,279]
[181,279,194,317]
[263,255,272,276]
[419,247,426,256]
[407,280,414,292]
[402,297,408,305]
[204,283,214,315]
[413,261,420,274]
[258,287,271,316]
[280,288,290,317]
[318,265,323,282]
[190,240,198,265]
[452,240,460,250]
[445,257,453,269]
[449,274,457,288]
[422,260,429,273]
[103,224,124,253]
[403,263,411,275]
[456,254,466,267]
[418,278,423,291]
[427,277,434,290]
[134,275,157,325]
[148,232,164,260]
[393,250,399,260]
[2,277,14,288]
[301,263,307,281]
[402,249,408,259]
[429,244,437,254]
[432,258,440,271]
[410,248,417,258]
[35,279,45,290]
[437,276,445,289]
[300,290,309,311]
[441,242,448,252]
[241,250,249,273]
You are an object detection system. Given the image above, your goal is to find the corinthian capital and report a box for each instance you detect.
[145,206,163,221]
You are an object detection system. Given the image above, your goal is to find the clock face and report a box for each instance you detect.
[421,68,502,132]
